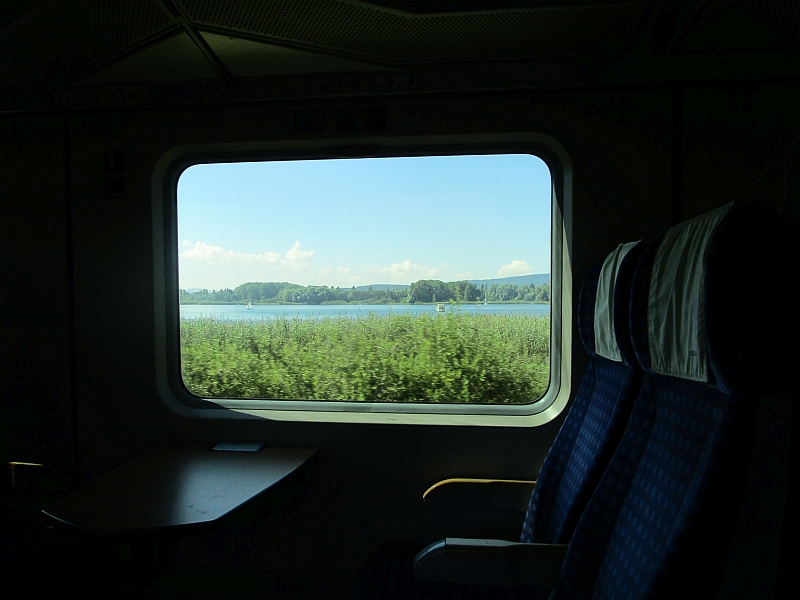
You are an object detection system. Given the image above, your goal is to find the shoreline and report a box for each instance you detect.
[179,300,550,306]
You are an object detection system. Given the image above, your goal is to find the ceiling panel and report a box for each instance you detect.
[178,0,645,63]
[202,32,385,77]
[679,0,800,54]
[0,0,177,85]
[76,32,220,85]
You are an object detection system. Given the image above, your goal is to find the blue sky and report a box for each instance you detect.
[177,154,551,290]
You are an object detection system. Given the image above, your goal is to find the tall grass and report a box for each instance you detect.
[180,312,550,404]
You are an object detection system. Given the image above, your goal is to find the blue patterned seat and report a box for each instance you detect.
[553,201,784,600]
[353,241,647,600]
[519,240,646,546]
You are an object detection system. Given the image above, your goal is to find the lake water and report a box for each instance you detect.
[180,303,550,321]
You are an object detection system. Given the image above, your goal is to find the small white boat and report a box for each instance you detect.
[436,303,445,312]
[246,300,253,309]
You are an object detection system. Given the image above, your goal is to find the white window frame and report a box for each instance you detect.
[152,133,572,426]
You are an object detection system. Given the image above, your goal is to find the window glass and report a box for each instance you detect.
[177,154,552,404]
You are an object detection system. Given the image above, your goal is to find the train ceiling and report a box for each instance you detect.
[1,1,799,111]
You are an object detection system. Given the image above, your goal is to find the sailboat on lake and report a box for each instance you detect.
[246,300,253,309]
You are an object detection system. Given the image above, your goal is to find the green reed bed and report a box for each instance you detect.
[180,312,550,404]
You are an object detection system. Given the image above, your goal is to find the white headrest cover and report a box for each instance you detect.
[594,241,640,362]
[648,203,732,381]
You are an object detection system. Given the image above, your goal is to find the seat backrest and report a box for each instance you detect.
[554,201,784,600]
[520,240,646,545]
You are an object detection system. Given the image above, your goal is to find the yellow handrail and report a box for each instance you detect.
[423,478,536,500]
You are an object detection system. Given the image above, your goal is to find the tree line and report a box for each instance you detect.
[180,280,550,305]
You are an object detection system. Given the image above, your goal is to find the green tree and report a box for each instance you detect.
[410,280,436,303]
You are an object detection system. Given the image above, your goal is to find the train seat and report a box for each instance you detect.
[352,240,647,600]
[553,200,784,599]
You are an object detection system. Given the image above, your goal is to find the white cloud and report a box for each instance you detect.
[455,271,474,280]
[498,260,533,277]
[363,260,441,281]
[285,241,314,263]
[337,266,351,275]
[180,240,318,274]
[279,241,314,271]
[181,240,280,265]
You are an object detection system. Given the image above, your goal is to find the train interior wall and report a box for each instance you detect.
[1,82,796,596]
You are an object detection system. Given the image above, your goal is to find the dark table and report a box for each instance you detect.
[41,444,317,596]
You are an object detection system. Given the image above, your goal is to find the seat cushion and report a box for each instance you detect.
[520,358,640,545]
[554,372,757,600]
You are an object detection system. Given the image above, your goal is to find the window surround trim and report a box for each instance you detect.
[152,132,573,427]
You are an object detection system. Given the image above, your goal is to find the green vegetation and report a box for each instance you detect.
[181,312,550,404]
[180,279,550,305]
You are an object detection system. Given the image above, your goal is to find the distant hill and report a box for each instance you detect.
[354,283,409,291]
[355,274,550,291]
[467,273,550,288]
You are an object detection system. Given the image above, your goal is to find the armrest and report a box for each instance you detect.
[423,478,536,512]
[413,538,567,588]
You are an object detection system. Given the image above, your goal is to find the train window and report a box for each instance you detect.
[158,144,570,425]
